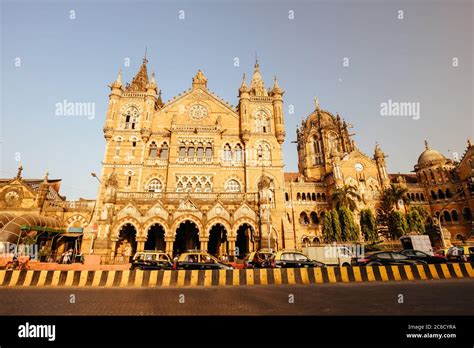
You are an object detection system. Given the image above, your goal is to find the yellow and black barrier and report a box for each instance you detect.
[0,263,472,287]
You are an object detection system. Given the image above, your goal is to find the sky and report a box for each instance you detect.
[1,0,472,200]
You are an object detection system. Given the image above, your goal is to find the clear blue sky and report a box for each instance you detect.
[1,0,472,199]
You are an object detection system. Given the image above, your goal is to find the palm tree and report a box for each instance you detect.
[382,183,409,211]
[331,185,361,211]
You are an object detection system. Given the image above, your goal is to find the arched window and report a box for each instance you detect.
[115,141,121,157]
[451,210,459,222]
[123,107,139,130]
[462,207,472,221]
[196,143,204,158]
[310,212,319,225]
[317,193,321,201]
[205,144,213,159]
[311,193,316,201]
[437,189,445,200]
[126,176,132,187]
[160,142,169,159]
[302,193,306,201]
[235,144,243,162]
[431,191,437,200]
[299,212,309,225]
[149,142,158,158]
[179,146,186,158]
[188,147,195,158]
[285,192,289,201]
[296,193,301,201]
[415,193,420,201]
[254,110,270,133]
[445,188,452,199]
[302,238,311,247]
[225,179,241,192]
[321,193,326,201]
[443,210,451,222]
[420,193,425,201]
[223,144,232,162]
[147,179,163,192]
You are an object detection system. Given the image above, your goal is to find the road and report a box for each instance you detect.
[0,279,472,316]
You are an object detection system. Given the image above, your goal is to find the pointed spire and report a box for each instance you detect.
[126,57,149,92]
[314,96,320,111]
[143,46,148,64]
[16,165,23,179]
[424,140,429,150]
[43,171,49,182]
[146,72,157,90]
[239,73,249,93]
[250,57,267,96]
[110,69,123,89]
[272,75,282,95]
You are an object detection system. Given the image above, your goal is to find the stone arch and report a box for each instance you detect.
[232,218,259,239]
[142,218,169,238]
[65,214,89,229]
[205,218,232,238]
[171,214,204,237]
[111,217,141,240]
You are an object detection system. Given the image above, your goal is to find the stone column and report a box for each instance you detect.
[165,237,174,256]
[199,237,209,252]
[227,238,236,262]
[136,238,146,252]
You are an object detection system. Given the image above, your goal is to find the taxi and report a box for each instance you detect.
[174,250,234,270]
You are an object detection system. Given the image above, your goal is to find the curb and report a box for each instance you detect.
[0,263,472,287]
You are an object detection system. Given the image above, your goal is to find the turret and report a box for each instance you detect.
[104,69,123,140]
[271,76,285,144]
[374,142,390,187]
[36,171,49,208]
[239,73,251,143]
[142,72,158,142]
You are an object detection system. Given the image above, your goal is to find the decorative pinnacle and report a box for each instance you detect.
[424,140,429,150]
[314,96,320,110]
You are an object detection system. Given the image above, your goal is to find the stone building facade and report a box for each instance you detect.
[0,55,472,261]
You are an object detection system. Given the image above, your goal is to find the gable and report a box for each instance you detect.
[156,88,239,129]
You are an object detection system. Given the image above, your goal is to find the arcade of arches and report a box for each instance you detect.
[111,220,260,260]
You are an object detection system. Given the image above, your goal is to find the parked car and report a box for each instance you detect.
[352,251,426,266]
[400,249,447,264]
[130,251,173,270]
[446,246,473,263]
[244,250,274,268]
[174,250,234,270]
[270,250,325,268]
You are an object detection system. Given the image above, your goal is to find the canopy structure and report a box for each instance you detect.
[0,214,63,243]
[0,213,16,229]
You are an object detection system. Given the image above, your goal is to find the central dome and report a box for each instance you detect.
[417,141,446,167]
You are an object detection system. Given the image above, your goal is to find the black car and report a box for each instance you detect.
[352,251,426,266]
[271,251,325,268]
[400,250,447,264]
[130,251,173,270]
[174,252,233,270]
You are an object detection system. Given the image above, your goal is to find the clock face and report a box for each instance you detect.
[355,163,364,172]
[188,104,208,120]
[4,190,21,207]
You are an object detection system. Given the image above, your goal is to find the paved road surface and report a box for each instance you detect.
[1,279,472,316]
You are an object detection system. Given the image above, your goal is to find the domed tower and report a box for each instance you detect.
[414,140,456,187]
[296,98,353,180]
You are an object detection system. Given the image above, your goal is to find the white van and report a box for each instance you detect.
[302,245,353,267]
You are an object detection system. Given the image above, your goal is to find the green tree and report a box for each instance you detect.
[331,209,343,242]
[406,209,426,234]
[388,210,408,239]
[360,209,378,242]
[331,185,362,211]
[381,183,409,211]
[339,206,360,241]
[322,211,334,243]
